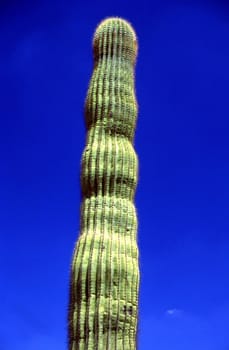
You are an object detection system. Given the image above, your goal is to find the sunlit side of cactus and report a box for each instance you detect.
[68,17,139,350]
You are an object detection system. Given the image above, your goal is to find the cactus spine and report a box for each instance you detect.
[68,17,139,350]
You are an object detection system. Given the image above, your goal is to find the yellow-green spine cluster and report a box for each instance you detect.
[68,17,139,350]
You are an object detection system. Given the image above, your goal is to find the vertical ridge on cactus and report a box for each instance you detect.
[68,17,139,350]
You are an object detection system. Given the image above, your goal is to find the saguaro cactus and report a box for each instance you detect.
[68,17,139,350]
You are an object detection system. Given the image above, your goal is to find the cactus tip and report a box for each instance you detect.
[93,17,138,63]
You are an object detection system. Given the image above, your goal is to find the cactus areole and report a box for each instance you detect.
[68,17,139,350]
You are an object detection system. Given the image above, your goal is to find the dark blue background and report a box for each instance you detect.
[1,1,229,349]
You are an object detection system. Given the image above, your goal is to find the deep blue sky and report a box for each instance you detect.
[1,1,229,349]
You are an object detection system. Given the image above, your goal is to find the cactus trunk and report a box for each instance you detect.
[68,17,139,350]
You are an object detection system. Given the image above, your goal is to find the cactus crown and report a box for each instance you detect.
[93,17,138,65]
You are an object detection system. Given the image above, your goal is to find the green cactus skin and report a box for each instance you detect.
[68,17,139,350]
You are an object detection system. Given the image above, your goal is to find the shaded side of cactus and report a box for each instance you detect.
[68,17,139,350]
